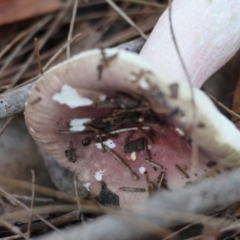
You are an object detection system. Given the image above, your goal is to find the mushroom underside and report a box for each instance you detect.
[25,48,240,207]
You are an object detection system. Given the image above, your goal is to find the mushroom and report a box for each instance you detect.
[25,47,240,208]
[24,0,240,208]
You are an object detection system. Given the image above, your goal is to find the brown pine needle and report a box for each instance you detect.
[67,0,78,59]
[106,0,147,40]
[45,34,82,71]
[0,176,74,203]
[104,144,139,180]
[11,194,53,203]
[34,39,43,75]
[0,19,48,59]
[15,33,82,90]
[73,175,84,222]
[118,0,166,8]
[206,91,240,120]
[0,219,27,239]
[27,170,36,240]
[0,16,52,77]
[0,187,62,234]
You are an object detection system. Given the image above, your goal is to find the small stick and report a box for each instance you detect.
[0,187,62,234]
[144,139,151,160]
[104,144,138,180]
[175,164,190,179]
[144,171,155,194]
[67,0,78,59]
[157,172,165,190]
[139,127,153,143]
[145,159,163,170]
[34,38,43,75]
[27,169,35,239]
[106,0,147,40]
[74,175,84,222]
[110,126,150,135]
[118,187,146,192]
[0,116,14,137]
[119,0,166,8]
[57,126,150,136]
[97,132,105,152]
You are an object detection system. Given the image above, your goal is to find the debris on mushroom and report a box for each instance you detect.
[25,48,240,207]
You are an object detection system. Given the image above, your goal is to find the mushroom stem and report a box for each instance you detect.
[140,0,240,87]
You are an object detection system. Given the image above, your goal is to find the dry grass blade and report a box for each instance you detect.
[67,0,78,59]
[1,205,77,221]
[2,235,23,240]
[11,194,53,203]
[73,175,83,222]
[44,34,82,71]
[27,170,36,240]
[10,2,72,88]
[0,176,75,202]
[0,15,52,77]
[0,187,62,234]
[0,20,47,59]
[105,0,148,40]
[34,39,43,75]
[0,218,27,239]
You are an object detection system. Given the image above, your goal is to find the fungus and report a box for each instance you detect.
[25,1,240,208]
[25,46,240,208]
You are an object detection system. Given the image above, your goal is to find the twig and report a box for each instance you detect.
[34,39,43,75]
[118,0,166,8]
[0,219,27,239]
[67,0,78,59]
[27,170,36,240]
[106,0,147,40]
[0,116,14,137]
[0,187,62,234]
[104,144,139,180]
[175,164,190,179]
[2,211,81,237]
